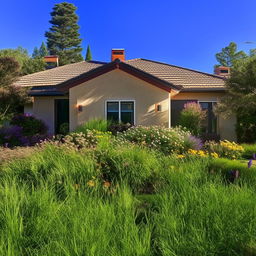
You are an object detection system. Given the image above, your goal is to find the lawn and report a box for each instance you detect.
[0,123,256,255]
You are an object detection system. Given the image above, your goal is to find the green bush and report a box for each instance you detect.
[241,143,256,159]
[75,118,110,133]
[118,126,202,154]
[179,102,206,136]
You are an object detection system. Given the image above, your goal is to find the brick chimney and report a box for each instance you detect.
[214,66,230,77]
[44,55,59,69]
[111,49,125,61]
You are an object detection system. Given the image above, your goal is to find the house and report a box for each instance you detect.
[14,49,236,141]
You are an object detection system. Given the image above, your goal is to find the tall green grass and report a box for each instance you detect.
[75,118,110,133]
[0,143,256,255]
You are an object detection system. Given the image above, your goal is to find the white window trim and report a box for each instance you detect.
[105,100,136,125]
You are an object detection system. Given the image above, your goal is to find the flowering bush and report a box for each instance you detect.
[204,140,244,159]
[118,126,202,154]
[0,125,50,147]
[0,114,49,147]
[179,102,206,136]
[10,113,47,136]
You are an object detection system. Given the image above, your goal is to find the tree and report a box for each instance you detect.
[0,57,30,123]
[32,47,40,58]
[0,47,45,75]
[216,57,256,142]
[39,42,49,57]
[0,57,20,88]
[215,42,247,67]
[45,2,83,65]
[85,45,92,61]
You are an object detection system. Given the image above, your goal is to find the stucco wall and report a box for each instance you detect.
[172,92,237,141]
[33,96,68,134]
[69,69,170,131]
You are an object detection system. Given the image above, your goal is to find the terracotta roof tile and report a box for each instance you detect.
[14,61,105,87]
[14,58,226,91]
[126,59,225,90]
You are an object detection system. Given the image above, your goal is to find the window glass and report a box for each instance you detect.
[121,102,134,125]
[107,102,119,123]
[199,102,217,134]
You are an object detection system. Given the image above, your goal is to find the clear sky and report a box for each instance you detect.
[0,0,255,73]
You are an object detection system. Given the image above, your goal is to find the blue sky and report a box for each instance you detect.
[1,0,255,73]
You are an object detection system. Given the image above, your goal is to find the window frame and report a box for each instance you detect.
[198,101,218,134]
[105,100,136,125]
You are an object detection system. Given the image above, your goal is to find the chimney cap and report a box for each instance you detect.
[111,48,125,61]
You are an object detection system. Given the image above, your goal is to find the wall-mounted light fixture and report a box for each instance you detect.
[155,103,161,112]
[77,105,83,112]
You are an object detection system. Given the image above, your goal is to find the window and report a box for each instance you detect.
[106,101,135,125]
[199,102,217,134]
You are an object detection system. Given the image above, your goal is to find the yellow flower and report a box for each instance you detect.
[103,181,111,188]
[177,154,185,159]
[87,180,95,187]
[210,152,219,158]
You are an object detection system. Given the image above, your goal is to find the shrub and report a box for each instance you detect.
[179,102,206,136]
[10,113,47,136]
[118,126,200,154]
[108,122,132,135]
[59,122,69,135]
[204,140,244,159]
[75,119,110,133]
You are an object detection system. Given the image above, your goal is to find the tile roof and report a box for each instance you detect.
[14,58,225,91]
[14,61,105,87]
[126,59,225,90]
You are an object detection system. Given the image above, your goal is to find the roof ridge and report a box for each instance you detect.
[126,58,142,62]
[138,58,226,80]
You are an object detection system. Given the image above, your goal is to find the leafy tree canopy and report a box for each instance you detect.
[45,2,83,65]
[215,42,247,67]
[0,47,45,75]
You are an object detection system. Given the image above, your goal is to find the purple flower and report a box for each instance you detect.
[248,159,253,168]
[252,153,256,160]
[187,135,203,150]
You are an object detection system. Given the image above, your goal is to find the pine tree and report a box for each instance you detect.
[85,45,92,61]
[39,42,49,57]
[45,2,83,66]
[32,47,40,58]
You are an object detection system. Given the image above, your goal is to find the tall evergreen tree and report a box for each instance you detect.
[32,47,40,58]
[39,42,49,57]
[85,45,92,61]
[45,2,83,65]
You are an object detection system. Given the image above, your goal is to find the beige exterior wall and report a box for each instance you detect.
[69,69,170,131]
[33,96,68,134]
[172,92,237,141]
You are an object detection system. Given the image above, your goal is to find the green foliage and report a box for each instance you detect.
[215,42,247,67]
[0,140,256,254]
[179,102,206,136]
[0,47,45,75]
[0,57,20,88]
[75,118,110,133]
[241,143,256,159]
[118,125,200,154]
[39,42,49,57]
[85,45,92,61]
[59,122,69,135]
[209,158,256,185]
[204,140,244,159]
[45,2,83,65]
[216,57,256,143]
